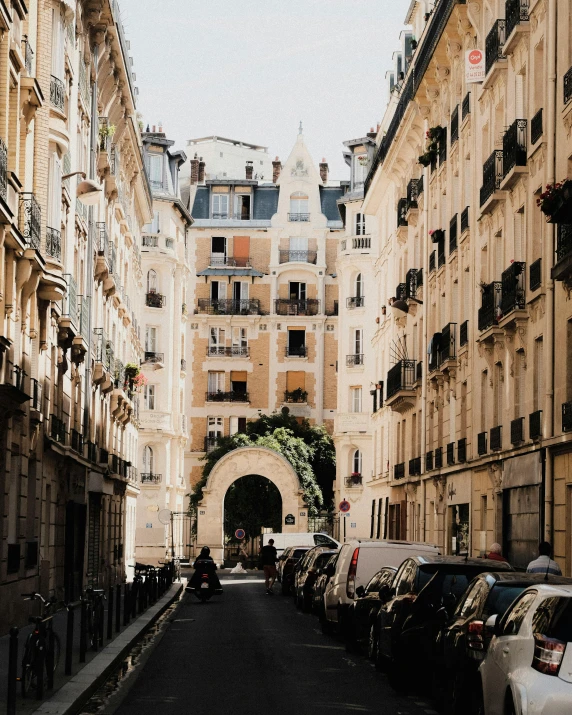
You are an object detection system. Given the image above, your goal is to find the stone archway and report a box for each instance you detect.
[196,446,308,562]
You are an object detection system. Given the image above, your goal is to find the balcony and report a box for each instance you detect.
[397,198,408,227]
[462,92,470,120]
[99,448,109,466]
[447,442,455,466]
[531,109,543,146]
[429,251,436,273]
[478,431,488,455]
[458,438,467,463]
[347,296,365,309]
[394,463,405,480]
[198,298,261,315]
[207,346,250,358]
[461,206,469,233]
[395,283,407,301]
[385,360,416,412]
[416,361,423,382]
[286,346,307,358]
[209,255,251,268]
[435,447,443,469]
[406,268,422,297]
[459,320,468,347]
[438,128,447,165]
[274,298,319,316]
[288,213,310,222]
[480,150,504,209]
[284,389,308,404]
[565,66,572,106]
[450,105,459,145]
[346,354,364,367]
[449,214,458,253]
[70,429,83,454]
[141,473,162,485]
[46,227,61,262]
[511,417,525,445]
[426,451,434,471]
[206,391,249,403]
[204,437,221,454]
[563,402,572,432]
[143,352,164,365]
[142,236,158,248]
[409,457,421,476]
[485,20,506,77]
[19,193,41,250]
[490,425,502,451]
[501,119,527,187]
[31,378,42,412]
[552,225,572,281]
[500,262,526,319]
[50,415,66,444]
[345,474,363,487]
[146,292,165,308]
[50,75,65,113]
[407,179,421,211]
[478,281,502,332]
[86,441,98,463]
[440,323,457,371]
[279,250,317,264]
[529,410,542,440]
[505,0,530,46]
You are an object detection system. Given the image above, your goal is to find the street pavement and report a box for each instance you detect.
[110,575,437,715]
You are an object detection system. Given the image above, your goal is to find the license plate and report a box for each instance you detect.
[201,582,209,589]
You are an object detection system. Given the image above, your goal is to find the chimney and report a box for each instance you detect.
[152,124,156,132]
[245,160,254,180]
[198,157,205,183]
[367,126,377,139]
[319,158,329,184]
[190,153,200,185]
[272,156,282,184]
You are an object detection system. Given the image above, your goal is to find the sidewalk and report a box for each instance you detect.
[0,581,184,715]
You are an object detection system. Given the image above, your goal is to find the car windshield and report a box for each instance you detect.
[314,534,336,547]
[292,549,308,559]
[485,584,529,618]
[315,553,332,569]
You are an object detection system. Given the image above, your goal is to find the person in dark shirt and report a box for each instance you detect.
[260,539,278,595]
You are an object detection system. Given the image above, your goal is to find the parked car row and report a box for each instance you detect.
[280,538,572,715]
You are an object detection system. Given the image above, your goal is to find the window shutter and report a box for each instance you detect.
[286,371,305,391]
[230,371,247,382]
[233,236,249,266]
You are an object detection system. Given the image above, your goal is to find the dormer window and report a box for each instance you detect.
[212,193,229,219]
[354,156,368,189]
[147,153,164,190]
[289,192,309,221]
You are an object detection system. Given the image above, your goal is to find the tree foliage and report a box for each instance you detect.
[224,475,282,540]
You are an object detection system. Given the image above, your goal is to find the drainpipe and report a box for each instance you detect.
[544,0,557,542]
[421,120,430,542]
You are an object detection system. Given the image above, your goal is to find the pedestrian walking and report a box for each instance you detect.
[486,543,508,563]
[259,538,278,595]
[239,543,249,569]
[526,541,562,576]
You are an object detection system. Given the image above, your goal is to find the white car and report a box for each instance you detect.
[479,582,572,715]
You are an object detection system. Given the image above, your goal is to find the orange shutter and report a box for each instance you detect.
[286,371,305,391]
[233,236,250,267]
[230,371,248,382]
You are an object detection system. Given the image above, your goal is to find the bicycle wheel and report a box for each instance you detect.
[21,662,35,698]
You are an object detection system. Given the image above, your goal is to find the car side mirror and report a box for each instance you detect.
[355,585,366,598]
[378,585,390,600]
[485,614,498,637]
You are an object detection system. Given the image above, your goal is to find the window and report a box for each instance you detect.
[207,416,223,439]
[500,591,537,636]
[147,269,158,293]
[350,387,362,413]
[211,280,226,301]
[232,281,249,302]
[142,445,154,473]
[515,350,526,418]
[287,329,305,356]
[352,449,362,475]
[234,194,251,220]
[51,7,65,80]
[209,327,225,354]
[211,236,226,265]
[208,372,225,394]
[147,154,163,189]
[355,273,363,298]
[151,211,160,233]
[231,327,247,354]
[355,213,366,235]
[229,416,247,435]
[289,236,309,260]
[47,153,62,231]
[289,282,306,301]
[354,329,363,355]
[354,156,367,188]
[145,326,157,352]
[212,194,229,218]
[458,580,489,619]
[534,338,544,412]
[289,192,309,215]
[144,385,155,410]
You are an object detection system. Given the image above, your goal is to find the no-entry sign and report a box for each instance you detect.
[235,528,246,540]
[339,500,351,513]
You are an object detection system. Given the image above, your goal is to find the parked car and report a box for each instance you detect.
[322,539,440,635]
[478,582,572,715]
[312,551,339,617]
[344,566,397,656]
[293,546,338,611]
[434,573,572,715]
[277,546,310,595]
[375,556,513,691]
[262,532,340,557]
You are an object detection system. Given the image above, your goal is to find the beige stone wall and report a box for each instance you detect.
[323,332,338,410]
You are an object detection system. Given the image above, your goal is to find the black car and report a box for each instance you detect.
[433,572,572,715]
[293,547,337,612]
[375,556,513,691]
[278,546,311,595]
[312,552,339,616]
[345,566,396,657]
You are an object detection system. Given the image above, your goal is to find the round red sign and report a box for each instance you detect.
[339,500,351,513]
[235,528,246,540]
[469,49,483,65]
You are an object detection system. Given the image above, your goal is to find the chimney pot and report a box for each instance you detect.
[152,125,156,132]
[190,156,200,185]
[272,157,282,184]
[319,159,329,184]
[198,158,205,183]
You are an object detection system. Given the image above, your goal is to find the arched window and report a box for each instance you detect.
[352,450,362,476]
[289,192,309,219]
[143,445,154,474]
[355,273,363,299]
[147,269,158,293]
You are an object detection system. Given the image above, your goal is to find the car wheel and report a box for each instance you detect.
[444,670,465,715]
[281,580,290,596]
[471,682,485,715]
[320,614,333,635]
[388,655,406,693]
[367,623,377,661]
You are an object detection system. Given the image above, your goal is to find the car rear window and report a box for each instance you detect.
[418,566,499,598]
[293,549,309,559]
[314,534,336,547]
[485,584,529,619]
[532,597,572,643]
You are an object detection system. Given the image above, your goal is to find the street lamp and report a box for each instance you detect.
[62,170,103,206]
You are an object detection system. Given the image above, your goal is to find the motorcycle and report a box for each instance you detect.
[185,558,223,603]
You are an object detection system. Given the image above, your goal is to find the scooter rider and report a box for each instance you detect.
[187,546,223,594]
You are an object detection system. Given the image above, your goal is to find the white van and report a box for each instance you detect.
[322,540,440,631]
[262,532,340,556]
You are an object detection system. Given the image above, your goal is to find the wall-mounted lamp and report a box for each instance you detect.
[62,171,103,206]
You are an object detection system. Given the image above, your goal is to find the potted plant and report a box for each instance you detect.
[98,123,115,150]
[537,180,572,223]
[350,472,362,484]
[429,229,445,243]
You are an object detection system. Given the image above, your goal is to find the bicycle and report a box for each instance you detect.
[19,592,62,698]
[82,587,105,651]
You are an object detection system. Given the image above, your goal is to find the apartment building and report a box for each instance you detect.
[356,0,572,572]
[184,131,342,491]
[0,0,152,634]
[135,129,193,563]
[182,136,272,182]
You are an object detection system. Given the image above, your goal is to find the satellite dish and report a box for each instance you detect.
[158,509,172,525]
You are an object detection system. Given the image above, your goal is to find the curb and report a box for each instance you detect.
[31,582,184,715]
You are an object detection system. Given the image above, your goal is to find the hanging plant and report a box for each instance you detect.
[537,180,572,223]
[418,127,443,167]
[429,229,445,242]
[427,126,444,142]
[357,155,369,166]
[99,123,116,138]
[131,372,148,393]
[418,152,434,167]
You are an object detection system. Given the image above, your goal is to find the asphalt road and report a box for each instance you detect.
[113,577,437,715]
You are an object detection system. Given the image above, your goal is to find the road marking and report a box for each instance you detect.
[289,643,345,650]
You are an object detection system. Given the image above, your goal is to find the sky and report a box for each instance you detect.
[117,0,409,179]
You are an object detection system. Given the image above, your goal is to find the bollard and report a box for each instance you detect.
[107,587,113,641]
[115,584,121,633]
[98,599,104,649]
[45,625,55,690]
[79,600,87,663]
[65,605,74,675]
[7,627,18,715]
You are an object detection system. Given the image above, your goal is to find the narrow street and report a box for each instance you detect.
[110,576,436,715]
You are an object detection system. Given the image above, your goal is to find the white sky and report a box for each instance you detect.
[117,0,409,179]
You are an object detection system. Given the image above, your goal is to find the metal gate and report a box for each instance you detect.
[308,514,340,542]
[172,511,195,562]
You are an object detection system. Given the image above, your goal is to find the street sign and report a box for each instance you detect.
[339,500,351,513]
[285,514,296,525]
[235,528,246,540]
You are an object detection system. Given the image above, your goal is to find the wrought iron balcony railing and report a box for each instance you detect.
[435,447,443,469]
[531,108,543,146]
[395,283,407,301]
[397,198,408,227]
[438,245,446,268]
[146,292,165,308]
[386,360,416,399]
[198,298,261,315]
[274,298,319,316]
[50,415,66,444]
[288,212,310,222]
[485,20,506,76]
[490,425,502,451]
[429,251,436,273]
[144,352,164,364]
[478,431,488,455]
[447,442,455,465]
[86,441,98,463]
[529,410,542,440]
[506,0,530,40]
[142,236,158,248]
[511,417,524,444]
[556,224,572,264]
[206,391,249,403]
[409,457,421,476]
[478,281,502,331]
[114,359,125,390]
[457,438,467,463]
[141,473,162,485]
[416,361,423,382]
[286,346,307,357]
[502,119,527,177]
[46,227,61,262]
[450,105,459,145]
[565,66,572,106]
[461,206,469,233]
[407,179,420,210]
[71,429,83,454]
[394,463,405,480]
[480,150,504,206]
[449,214,458,253]
[500,261,526,315]
[440,323,457,364]
[459,320,468,347]
[426,450,434,471]
[207,346,250,357]
[19,193,41,250]
[563,402,572,432]
[279,250,317,264]
[61,274,78,322]
[346,354,364,367]
[406,268,422,297]
[347,296,365,308]
[345,474,363,487]
[462,92,470,119]
[50,75,65,112]
[284,389,308,403]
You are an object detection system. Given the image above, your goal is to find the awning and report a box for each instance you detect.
[197,268,264,278]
